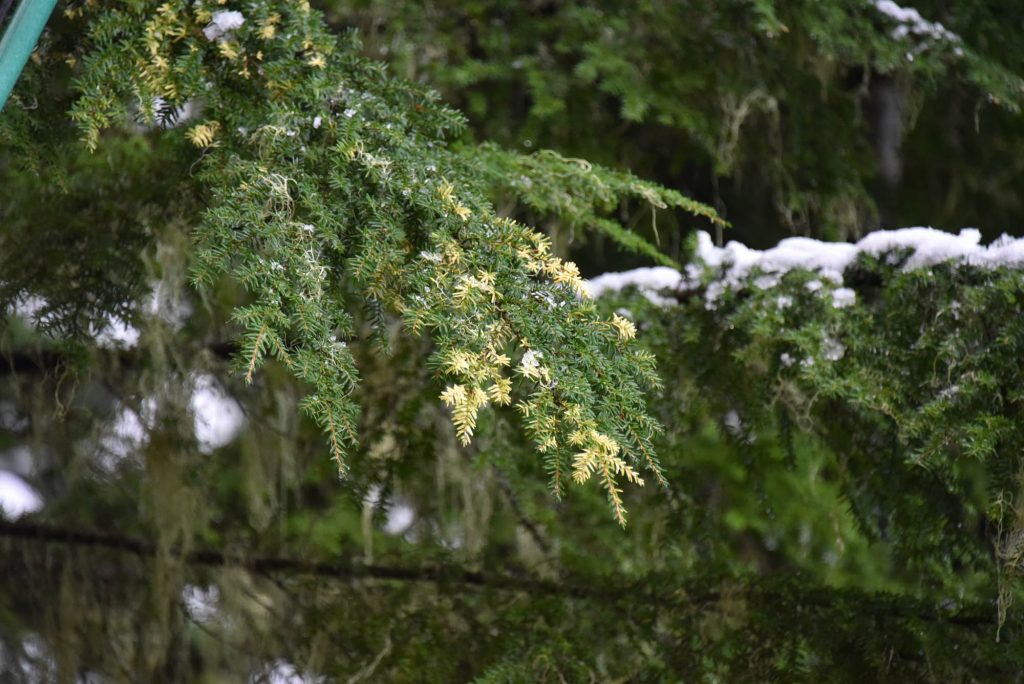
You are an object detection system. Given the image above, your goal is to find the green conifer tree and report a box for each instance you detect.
[1,1,1023,680]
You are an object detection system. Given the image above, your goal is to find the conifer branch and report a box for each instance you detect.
[0,519,1008,630]
[624,422,668,487]
[327,412,344,472]
[245,323,268,384]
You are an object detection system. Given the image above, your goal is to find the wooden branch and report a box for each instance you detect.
[0,519,579,597]
[0,519,1009,632]
[0,341,240,377]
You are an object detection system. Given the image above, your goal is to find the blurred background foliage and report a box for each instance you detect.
[326,0,1024,253]
[2,0,1024,680]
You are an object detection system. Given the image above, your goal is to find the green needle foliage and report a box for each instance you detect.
[598,232,1024,631]
[329,0,1024,242]
[3,0,719,523]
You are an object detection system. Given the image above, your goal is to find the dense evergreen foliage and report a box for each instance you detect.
[329,0,1024,245]
[2,0,1024,680]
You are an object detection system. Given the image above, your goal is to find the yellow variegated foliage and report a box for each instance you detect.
[611,314,637,341]
[440,384,490,446]
[187,121,222,148]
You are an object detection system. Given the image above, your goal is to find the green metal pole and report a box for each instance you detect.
[0,0,59,112]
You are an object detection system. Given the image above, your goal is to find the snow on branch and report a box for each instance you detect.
[586,228,1024,308]
[202,10,245,42]
[872,1,959,44]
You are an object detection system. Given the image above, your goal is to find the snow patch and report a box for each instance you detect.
[823,337,846,362]
[190,374,245,453]
[250,660,325,684]
[95,316,141,348]
[97,400,153,472]
[3,635,56,682]
[11,294,46,321]
[857,227,980,268]
[584,266,682,305]
[695,229,857,288]
[873,0,959,43]
[383,504,415,535]
[203,10,245,41]
[182,584,220,624]
[364,486,417,536]
[831,288,856,309]
[520,349,544,372]
[586,228,1024,308]
[98,373,243,468]
[0,471,42,518]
